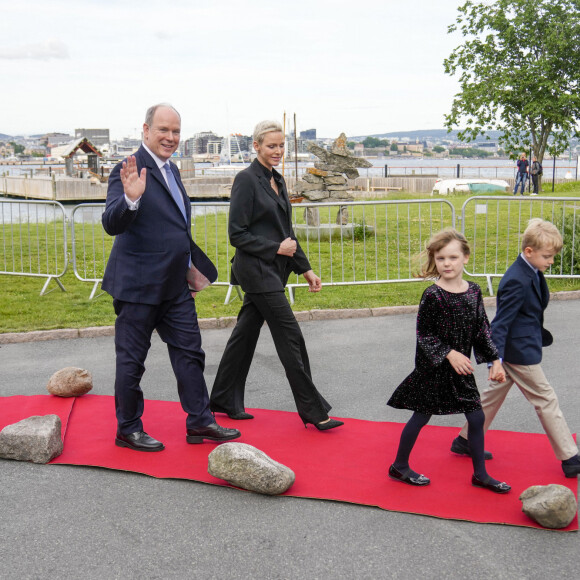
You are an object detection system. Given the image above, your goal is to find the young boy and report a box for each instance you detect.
[451,218,580,477]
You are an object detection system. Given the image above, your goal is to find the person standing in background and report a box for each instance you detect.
[530,156,542,195]
[513,152,529,195]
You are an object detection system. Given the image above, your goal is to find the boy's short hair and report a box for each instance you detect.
[521,218,563,253]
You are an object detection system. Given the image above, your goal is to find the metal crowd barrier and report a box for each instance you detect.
[0,199,68,295]
[70,202,238,300]
[68,200,456,302]
[285,199,456,303]
[70,204,110,299]
[5,197,580,302]
[462,196,580,295]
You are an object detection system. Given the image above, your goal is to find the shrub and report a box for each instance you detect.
[352,221,375,241]
[553,211,580,275]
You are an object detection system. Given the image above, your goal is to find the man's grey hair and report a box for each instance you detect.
[145,103,181,126]
[253,120,283,144]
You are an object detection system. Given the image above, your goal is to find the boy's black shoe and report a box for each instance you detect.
[451,436,493,460]
[562,455,580,478]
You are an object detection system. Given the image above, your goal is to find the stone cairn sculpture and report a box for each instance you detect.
[293,133,372,226]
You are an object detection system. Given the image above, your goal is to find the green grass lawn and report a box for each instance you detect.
[2,184,580,334]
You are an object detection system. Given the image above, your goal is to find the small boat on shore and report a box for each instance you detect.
[432,178,509,195]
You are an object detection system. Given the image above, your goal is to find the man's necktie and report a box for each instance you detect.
[164,162,187,223]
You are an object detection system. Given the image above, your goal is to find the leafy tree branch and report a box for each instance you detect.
[444,0,580,164]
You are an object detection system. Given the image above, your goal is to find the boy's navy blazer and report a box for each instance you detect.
[491,254,552,365]
[101,146,217,304]
[228,159,311,293]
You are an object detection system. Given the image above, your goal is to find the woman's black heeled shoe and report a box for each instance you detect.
[471,474,511,494]
[312,418,344,431]
[210,404,254,420]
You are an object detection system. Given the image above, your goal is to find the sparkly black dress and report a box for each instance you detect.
[387,282,499,415]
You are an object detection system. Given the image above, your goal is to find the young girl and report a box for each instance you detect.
[387,228,511,493]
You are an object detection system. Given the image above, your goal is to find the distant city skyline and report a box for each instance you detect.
[0,123,463,144]
[1,127,469,142]
[0,127,480,150]
[1,0,465,140]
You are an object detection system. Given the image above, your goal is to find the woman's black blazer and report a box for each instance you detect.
[229,159,311,293]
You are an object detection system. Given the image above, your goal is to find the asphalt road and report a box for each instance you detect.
[1,300,578,579]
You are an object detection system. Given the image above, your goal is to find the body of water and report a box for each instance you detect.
[367,157,579,180]
[3,155,579,180]
[194,156,579,180]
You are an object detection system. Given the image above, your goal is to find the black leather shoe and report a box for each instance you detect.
[314,418,344,431]
[562,456,580,478]
[210,404,254,420]
[471,474,511,493]
[388,464,430,486]
[451,436,493,460]
[186,422,241,444]
[115,431,165,452]
[228,411,254,420]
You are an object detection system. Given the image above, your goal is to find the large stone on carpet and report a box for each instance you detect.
[47,366,93,397]
[520,484,578,528]
[0,415,63,463]
[208,442,295,495]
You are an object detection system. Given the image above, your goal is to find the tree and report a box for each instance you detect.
[450,147,493,158]
[433,145,446,153]
[363,136,388,148]
[9,141,25,155]
[444,0,580,166]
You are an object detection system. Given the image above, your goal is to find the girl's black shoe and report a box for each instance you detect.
[388,464,430,486]
[471,474,511,493]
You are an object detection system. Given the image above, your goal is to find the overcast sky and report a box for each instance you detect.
[0,0,466,140]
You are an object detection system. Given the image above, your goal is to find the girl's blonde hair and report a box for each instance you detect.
[418,228,470,278]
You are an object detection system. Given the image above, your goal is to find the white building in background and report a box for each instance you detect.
[75,128,110,148]
[220,134,250,163]
[113,137,141,157]
[474,141,500,153]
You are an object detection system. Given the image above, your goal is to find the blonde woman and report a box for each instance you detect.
[210,120,343,431]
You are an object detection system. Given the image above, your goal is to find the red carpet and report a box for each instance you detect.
[1,394,577,531]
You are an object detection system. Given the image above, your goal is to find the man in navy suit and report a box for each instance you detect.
[452,219,580,477]
[102,103,240,451]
